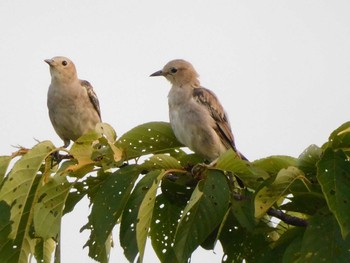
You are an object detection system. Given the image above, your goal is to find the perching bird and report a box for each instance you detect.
[45,56,101,148]
[150,59,247,162]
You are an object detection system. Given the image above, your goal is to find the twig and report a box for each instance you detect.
[267,208,308,227]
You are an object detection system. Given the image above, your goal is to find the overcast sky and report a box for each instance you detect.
[1,1,350,262]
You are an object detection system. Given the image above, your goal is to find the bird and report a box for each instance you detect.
[45,56,101,148]
[150,59,247,162]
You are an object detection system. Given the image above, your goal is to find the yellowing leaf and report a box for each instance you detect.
[136,170,165,262]
[254,166,306,219]
[66,123,122,176]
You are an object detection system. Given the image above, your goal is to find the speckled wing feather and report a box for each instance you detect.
[80,80,102,120]
[192,87,237,151]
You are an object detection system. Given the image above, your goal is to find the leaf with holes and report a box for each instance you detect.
[173,169,230,262]
[0,141,55,239]
[116,122,182,160]
[0,171,43,262]
[142,154,182,170]
[137,170,165,262]
[82,165,139,262]
[119,170,160,262]
[0,141,56,262]
[150,194,184,263]
[254,166,306,219]
[33,173,72,240]
[219,209,274,263]
[317,148,350,238]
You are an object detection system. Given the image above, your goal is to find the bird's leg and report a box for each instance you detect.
[63,140,70,148]
[50,151,60,167]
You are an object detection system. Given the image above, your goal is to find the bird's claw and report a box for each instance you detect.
[191,163,209,180]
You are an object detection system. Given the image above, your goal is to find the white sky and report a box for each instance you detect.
[1,1,350,262]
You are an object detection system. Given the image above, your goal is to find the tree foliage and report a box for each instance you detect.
[1,121,350,262]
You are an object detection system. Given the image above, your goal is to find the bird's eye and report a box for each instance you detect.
[62,61,68,66]
[170,67,178,74]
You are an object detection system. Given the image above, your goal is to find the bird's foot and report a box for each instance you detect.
[50,150,73,167]
[191,163,210,180]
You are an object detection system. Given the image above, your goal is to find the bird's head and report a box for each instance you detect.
[150,59,200,87]
[44,56,77,82]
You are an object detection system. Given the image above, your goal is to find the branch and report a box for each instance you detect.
[267,208,308,227]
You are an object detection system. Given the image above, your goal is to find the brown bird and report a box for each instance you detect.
[150,59,247,162]
[45,56,101,147]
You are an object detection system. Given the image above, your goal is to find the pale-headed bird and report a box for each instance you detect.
[150,59,247,161]
[45,56,101,148]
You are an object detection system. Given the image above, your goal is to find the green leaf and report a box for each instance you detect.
[62,170,110,216]
[297,144,322,180]
[66,123,123,177]
[119,170,160,262]
[216,149,269,188]
[0,141,55,239]
[95,122,118,142]
[177,153,205,168]
[0,172,42,262]
[117,122,182,160]
[256,226,305,263]
[142,154,183,170]
[298,209,350,262]
[150,194,183,263]
[219,209,273,263]
[66,128,101,177]
[231,189,256,231]
[173,169,230,262]
[137,170,165,262]
[33,174,72,240]
[317,148,350,238]
[255,166,306,219]
[82,165,139,262]
[0,200,11,244]
[0,155,11,186]
[253,155,297,175]
[282,235,303,263]
[0,141,56,262]
[280,193,326,215]
[328,121,350,152]
[160,173,196,206]
[34,238,56,263]
[92,123,123,169]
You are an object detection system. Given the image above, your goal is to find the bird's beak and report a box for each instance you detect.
[149,70,164,77]
[44,59,54,66]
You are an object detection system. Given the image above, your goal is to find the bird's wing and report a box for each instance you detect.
[192,87,237,151]
[80,80,102,120]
